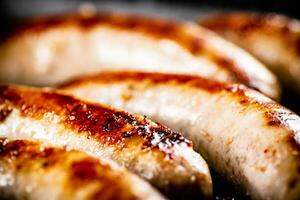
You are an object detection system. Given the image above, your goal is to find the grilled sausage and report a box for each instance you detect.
[60,71,300,200]
[0,85,212,199]
[0,12,279,99]
[0,138,165,200]
[199,12,300,96]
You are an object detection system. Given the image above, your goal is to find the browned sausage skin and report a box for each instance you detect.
[61,71,300,200]
[0,12,279,99]
[0,85,212,199]
[199,12,300,96]
[0,138,166,200]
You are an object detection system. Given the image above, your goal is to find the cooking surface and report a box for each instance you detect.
[0,1,299,199]
[1,0,299,20]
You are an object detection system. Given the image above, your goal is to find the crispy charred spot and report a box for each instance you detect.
[267,120,279,126]
[64,103,129,146]
[0,86,20,103]
[264,108,298,128]
[0,104,12,122]
[0,139,34,158]
[59,96,191,155]
[262,108,300,160]
[133,121,192,157]
[0,138,9,153]
[0,86,191,157]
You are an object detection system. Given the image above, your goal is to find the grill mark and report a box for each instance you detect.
[3,12,253,88]
[0,86,191,157]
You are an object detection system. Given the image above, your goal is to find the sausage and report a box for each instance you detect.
[0,85,212,199]
[0,12,279,99]
[0,137,165,200]
[199,12,300,96]
[61,71,300,200]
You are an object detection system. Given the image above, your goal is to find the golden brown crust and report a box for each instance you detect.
[0,138,161,200]
[0,85,191,158]
[60,71,227,93]
[0,85,212,199]
[3,12,262,93]
[0,138,65,168]
[0,104,12,122]
[61,71,300,148]
[200,12,300,56]
[0,139,121,198]
[61,71,300,199]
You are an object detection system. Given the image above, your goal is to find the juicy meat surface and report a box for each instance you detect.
[0,12,279,99]
[0,138,165,200]
[61,71,300,200]
[0,85,212,199]
[200,12,300,96]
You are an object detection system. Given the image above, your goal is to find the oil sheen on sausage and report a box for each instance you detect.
[0,12,279,99]
[0,138,165,200]
[61,71,300,200]
[0,85,212,199]
[200,12,300,96]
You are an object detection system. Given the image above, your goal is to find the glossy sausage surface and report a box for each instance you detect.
[0,85,212,199]
[0,138,165,200]
[0,12,279,99]
[61,71,300,200]
[200,12,300,95]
